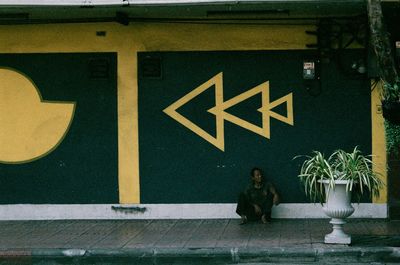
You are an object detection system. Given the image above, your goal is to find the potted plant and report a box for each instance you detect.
[296,147,384,244]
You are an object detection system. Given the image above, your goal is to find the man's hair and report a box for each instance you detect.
[250,167,263,177]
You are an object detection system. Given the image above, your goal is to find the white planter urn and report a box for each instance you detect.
[319,179,355,244]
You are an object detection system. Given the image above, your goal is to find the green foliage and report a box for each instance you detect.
[383,80,400,102]
[295,147,384,203]
[295,151,333,203]
[381,80,400,155]
[385,120,400,155]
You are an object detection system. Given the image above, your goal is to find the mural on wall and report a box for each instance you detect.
[0,68,75,164]
[138,50,371,204]
[0,53,118,204]
[163,72,293,151]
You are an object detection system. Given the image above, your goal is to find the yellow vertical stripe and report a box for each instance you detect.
[117,52,140,203]
[371,81,387,203]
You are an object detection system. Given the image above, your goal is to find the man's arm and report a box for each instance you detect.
[268,183,280,205]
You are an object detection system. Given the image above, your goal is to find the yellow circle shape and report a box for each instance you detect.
[0,68,76,164]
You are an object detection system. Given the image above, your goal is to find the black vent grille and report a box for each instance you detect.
[140,56,162,79]
[88,58,110,79]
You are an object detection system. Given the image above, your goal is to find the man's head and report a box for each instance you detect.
[251,167,263,184]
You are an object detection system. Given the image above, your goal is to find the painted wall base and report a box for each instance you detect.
[0,203,387,220]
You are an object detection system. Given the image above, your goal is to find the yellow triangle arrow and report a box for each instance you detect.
[163,72,225,151]
[164,72,294,151]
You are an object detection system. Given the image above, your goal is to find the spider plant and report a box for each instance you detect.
[296,151,334,203]
[296,147,384,203]
[330,147,384,201]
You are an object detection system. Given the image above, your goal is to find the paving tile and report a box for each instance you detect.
[0,221,56,248]
[0,221,76,248]
[62,220,127,248]
[216,219,253,248]
[123,220,177,248]
[31,220,99,248]
[247,221,281,248]
[184,219,229,248]
[0,221,35,235]
[345,221,369,235]
[155,219,202,248]
[92,220,151,249]
[385,220,400,235]
[0,221,54,236]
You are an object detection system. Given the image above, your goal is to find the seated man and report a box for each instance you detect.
[236,167,280,224]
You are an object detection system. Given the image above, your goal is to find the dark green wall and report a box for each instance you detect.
[138,50,371,203]
[0,53,119,204]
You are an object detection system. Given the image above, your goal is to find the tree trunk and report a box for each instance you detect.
[367,0,398,86]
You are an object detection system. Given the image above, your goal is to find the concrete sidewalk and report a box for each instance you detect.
[0,219,399,264]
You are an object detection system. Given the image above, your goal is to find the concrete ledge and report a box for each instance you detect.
[0,246,397,264]
[0,0,367,7]
[0,203,387,220]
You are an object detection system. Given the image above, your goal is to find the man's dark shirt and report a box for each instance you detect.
[245,182,273,206]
